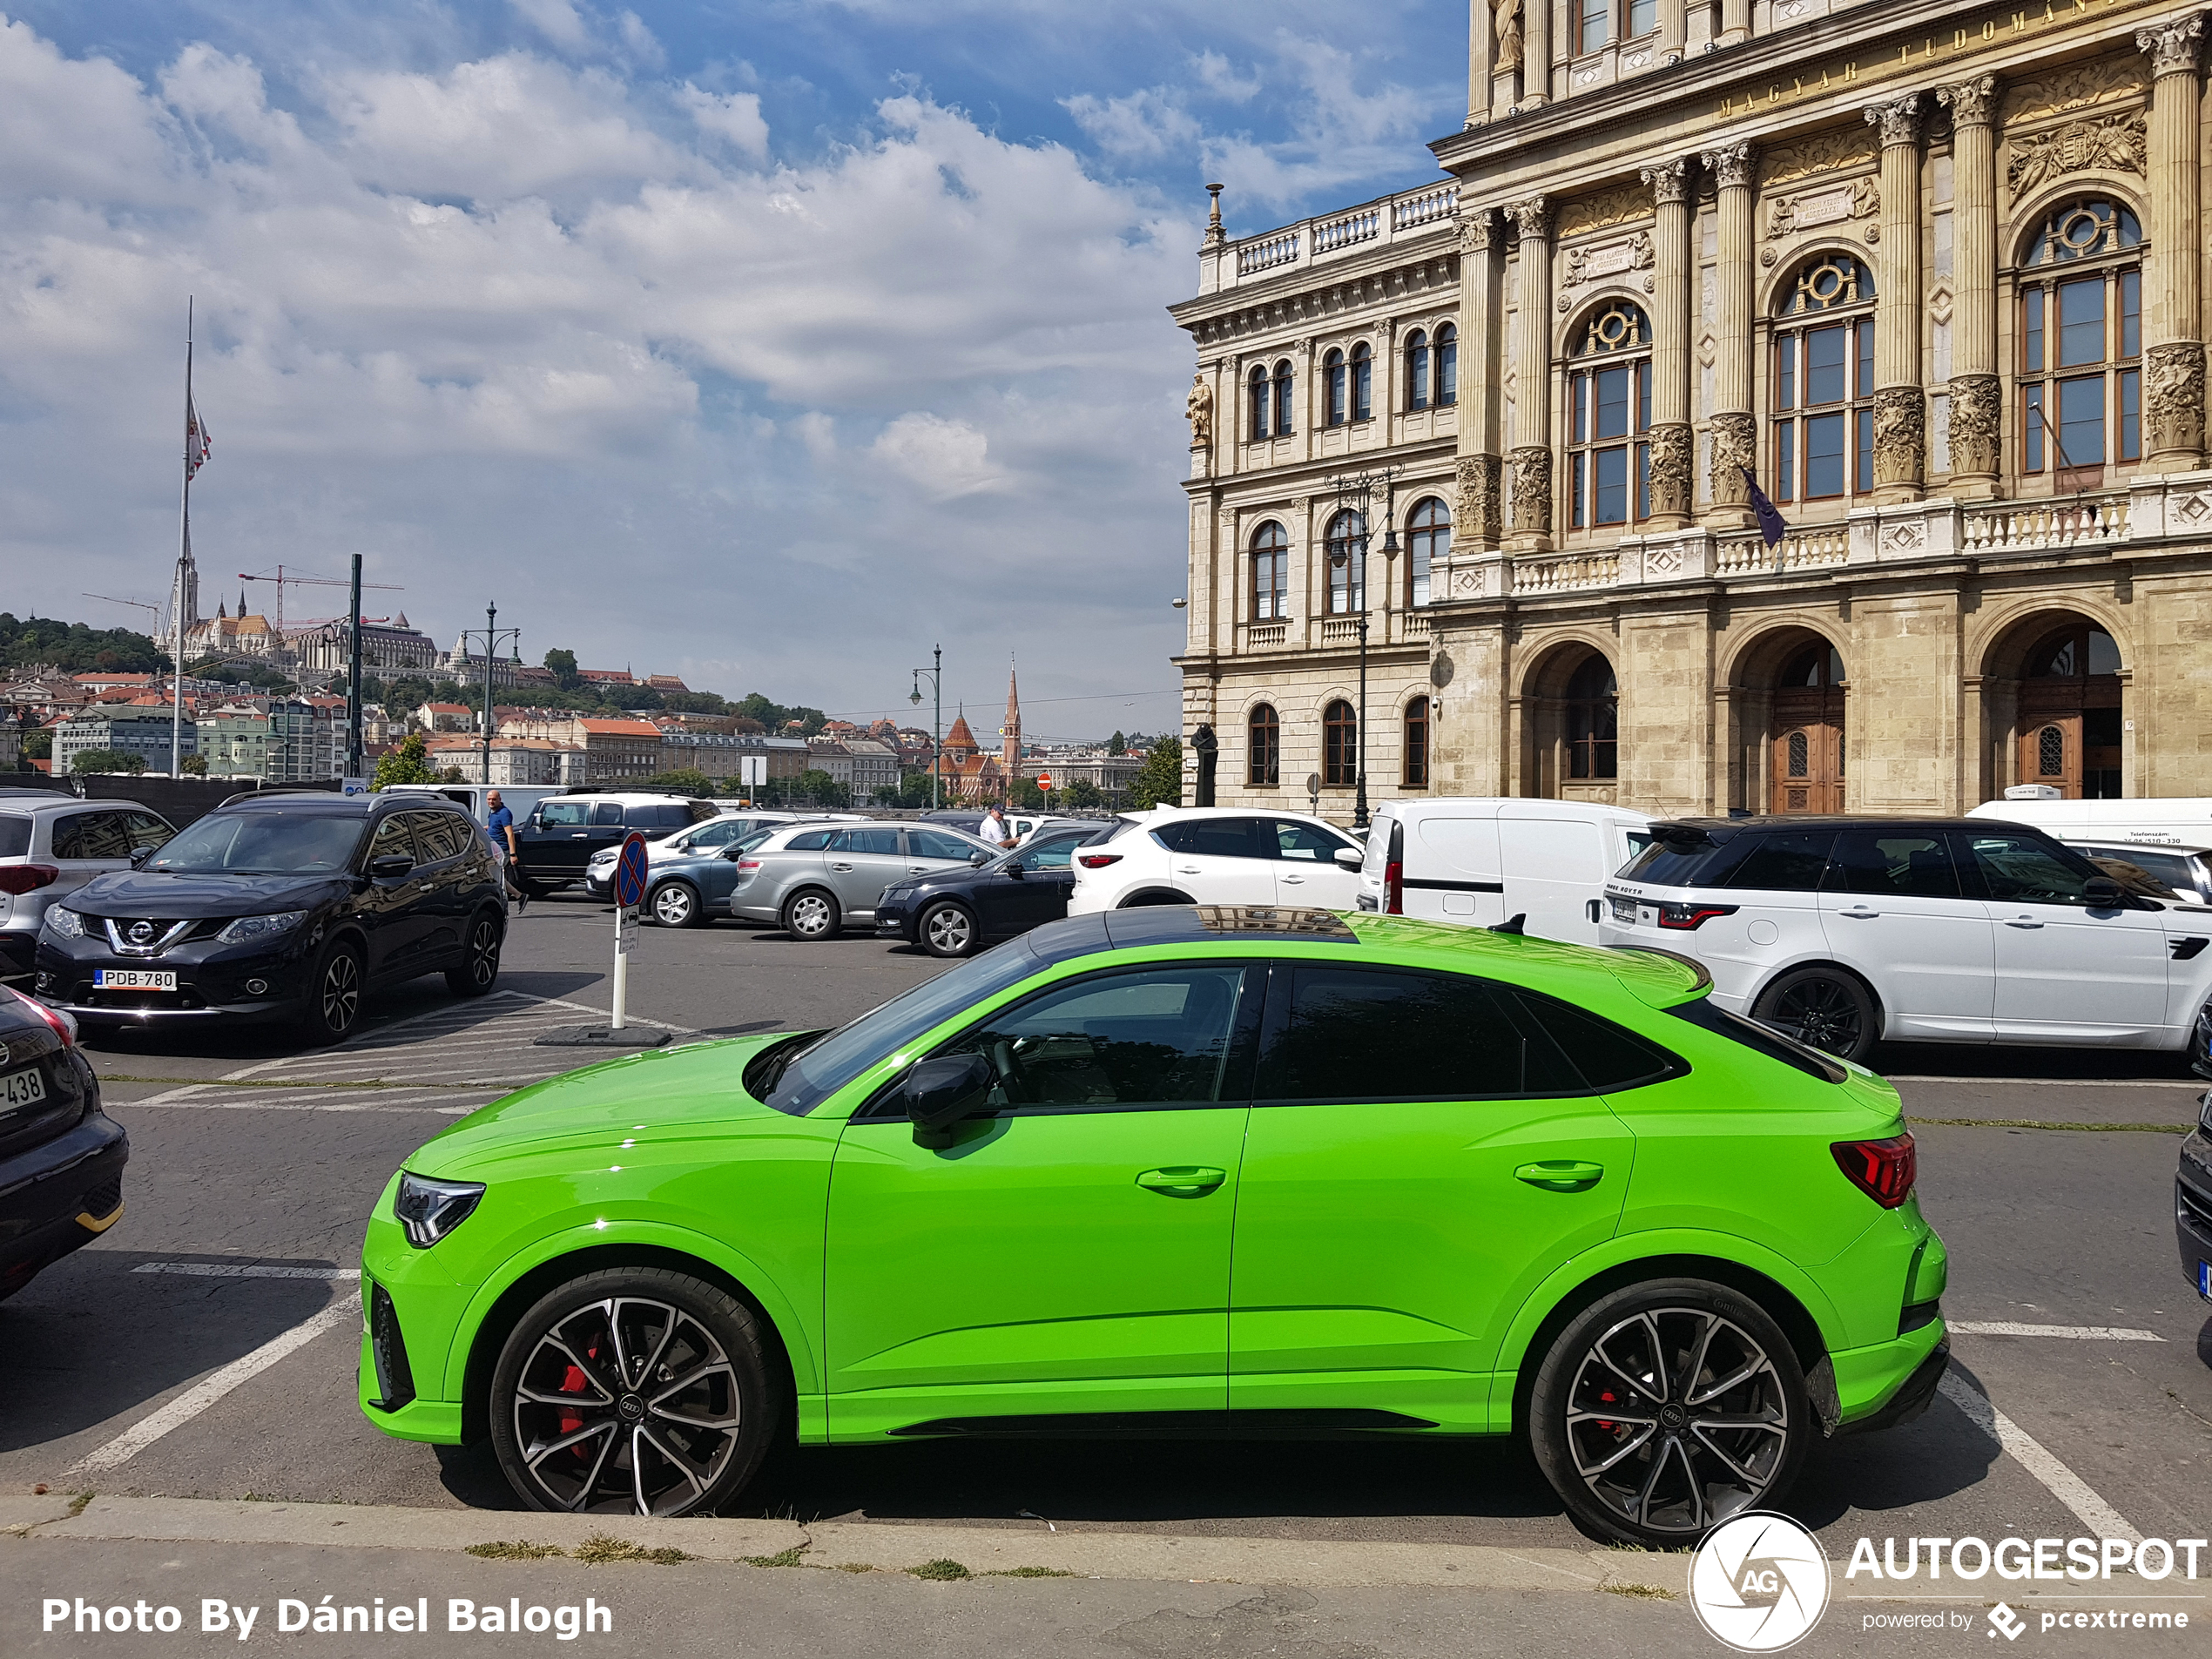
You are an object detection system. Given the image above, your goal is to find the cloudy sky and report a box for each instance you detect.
[0,1,1463,738]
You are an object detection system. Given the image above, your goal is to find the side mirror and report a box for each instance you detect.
[130,846,155,868]
[1006,860,1026,879]
[1332,846,1363,869]
[719,846,745,861]
[903,1052,995,1149]
[2084,875,2128,909]
[368,854,415,880]
[968,851,989,866]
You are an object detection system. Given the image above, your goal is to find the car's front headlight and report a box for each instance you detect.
[394,1171,486,1249]
[42,907,85,939]
[216,910,308,944]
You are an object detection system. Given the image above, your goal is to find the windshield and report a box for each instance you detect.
[146,811,365,875]
[754,943,1045,1116]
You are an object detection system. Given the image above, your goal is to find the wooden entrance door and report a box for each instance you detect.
[2016,624,2124,799]
[1770,693,1845,814]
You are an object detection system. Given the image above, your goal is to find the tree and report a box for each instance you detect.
[1108,731,1126,756]
[643,768,715,798]
[372,729,440,789]
[438,766,467,783]
[791,768,850,808]
[543,648,580,691]
[870,784,902,806]
[1063,779,1103,809]
[1010,777,1046,811]
[893,769,935,807]
[1129,735,1184,809]
[0,612,166,674]
[70,748,146,775]
[181,754,209,777]
[22,728,52,761]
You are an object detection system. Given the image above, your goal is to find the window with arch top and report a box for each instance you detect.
[1565,655,1619,780]
[1405,327,1459,411]
[1325,344,1373,428]
[1773,252,1877,506]
[1406,331,1430,411]
[1323,698,1357,787]
[1568,301,1653,529]
[1402,696,1430,789]
[2020,199,2143,478]
[1247,704,1280,787]
[1325,348,1347,427]
[1405,496,1449,608]
[1325,510,1366,614]
[1247,365,1271,441]
[1250,521,1289,622]
[1272,359,1295,436]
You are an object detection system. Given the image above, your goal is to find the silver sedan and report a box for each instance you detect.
[729,821,995,939]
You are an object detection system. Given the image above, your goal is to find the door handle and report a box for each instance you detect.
[1175,864,1202,873]
[1586,899,1602,924]
[570,832,589,839]
[2003,916,2044,929]
[1514,1159,1605,1191]
[908,866,929,873]
[831,862,853,872]
[1280,874,1306,884]
[1135,1166,1227,1196]
[1837,906,1879,919]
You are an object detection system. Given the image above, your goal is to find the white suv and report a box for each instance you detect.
[1600,815,2212,1065]
[1065,807,1364,915]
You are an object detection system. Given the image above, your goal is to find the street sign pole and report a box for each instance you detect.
[538,832,668,1049]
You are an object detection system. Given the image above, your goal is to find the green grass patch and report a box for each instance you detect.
[66,1492,92,1518]
[984,1566,1076,1579]
[907,1559,973,1581]
[467,1541,567,1561]
[573,1534,690,1566]
[1908,1115,2184,1134]
[1602,1582,1676,1600]
[741,1547,809,1568]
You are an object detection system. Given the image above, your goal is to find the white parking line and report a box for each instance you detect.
[1939,1371,2142,1543]
[1948,1320,2165,1341]
[132,1263,361,1280]
[66,1294,361,1477]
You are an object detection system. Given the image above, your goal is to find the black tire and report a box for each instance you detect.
[489,1265,781,1518]
[446,909,503,997]
[919,900,978,959]
[297,941,364,1045]
[1117,889,1194,908]
[648,882,703,929]
[781,888,840,941]
[1752,965,1879,1062]
[1528,1278,1812,1548]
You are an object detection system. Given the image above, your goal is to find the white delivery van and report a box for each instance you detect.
[1350,798,1655,944]
[1966,796,2212,846]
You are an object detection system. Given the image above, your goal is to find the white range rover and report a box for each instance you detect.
[1599,815,2212,1066]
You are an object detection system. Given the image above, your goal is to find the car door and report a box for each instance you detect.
[1228,962,1635,1429]
[524,799,596,879]
[824,961,1263,1435]
[1157,817,1278,906]
[357,814,433,978]
[48,808,139,908]
[823,826,907,918]
[1816,828,1993,1040]
[399,811,471,960]
[1269,819,1361,908]
[965,836,1075,939]
[1959,829,2175,1042]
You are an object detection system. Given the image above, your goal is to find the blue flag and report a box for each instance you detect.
[1741,467,1788,547]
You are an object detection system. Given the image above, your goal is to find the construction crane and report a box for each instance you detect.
[237,564,401,636]
[84,592,165,621]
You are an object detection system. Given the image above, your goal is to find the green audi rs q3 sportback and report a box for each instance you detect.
[358,907,1948,1545]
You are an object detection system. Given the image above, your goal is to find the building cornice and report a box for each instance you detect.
[1182,437,1461,499]
[1170,246,1460,337]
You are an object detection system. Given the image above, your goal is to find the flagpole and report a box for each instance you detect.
[172,298,192,780]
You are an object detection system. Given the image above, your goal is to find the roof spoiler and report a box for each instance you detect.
[1649,819,1737,848]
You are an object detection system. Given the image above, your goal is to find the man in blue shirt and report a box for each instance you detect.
[485,791,526,912]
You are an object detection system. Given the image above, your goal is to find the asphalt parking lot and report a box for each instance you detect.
[6,889,2209,1579]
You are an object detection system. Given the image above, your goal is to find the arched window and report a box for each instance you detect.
[1325,510,1366,614]
[1272,359,1295,436]
[1403,697,1430,788]
[1406,331,1430,411]
[1248,365,1271,440]
[1323,698,1358,786]
[1249,521,1289,622]
[1248,705,1280,786]
[1325,348,1347,427]
[1565,654,1618,780]
[1773,253,1877,504]
[1435,322,1458,407]
[1351,342,1373,422]
[2027,622,2121,678]
[1568,301,1653,529]
[2020,200,2144,478]
[1406,496,1449,608]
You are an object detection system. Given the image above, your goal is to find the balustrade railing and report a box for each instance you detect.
[1512,552,1621,594]
[1312,207,1380,253]
[1236,230,1299,276]
[1962,493,2130,554]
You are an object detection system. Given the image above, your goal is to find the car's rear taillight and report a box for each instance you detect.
[1656,901,1738,930]
[1832,1134,1915,1208]
[0,864,60,896]
[7,986,76,1049]
[1078,853,1123,869]
[737,860,760,871]
[1384,860,1404,915]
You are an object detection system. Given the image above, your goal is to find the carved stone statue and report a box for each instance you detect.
[1495,0,1523,71]
[2148,342,2208,458]
[1948,374,2001,476]
[1184,374,1214,448]
[1873,388,1926,488]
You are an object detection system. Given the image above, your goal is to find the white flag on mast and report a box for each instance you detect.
[185,388,212,480]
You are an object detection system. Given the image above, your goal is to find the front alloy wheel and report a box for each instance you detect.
[300,945,362,1044]
[1530,1279,1810,1548]
[921,901,977,958]
[489,1269,778,1518]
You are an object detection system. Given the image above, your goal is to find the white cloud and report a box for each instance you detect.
[1062,86,1202,162]
[678,84,769,161]
[871,412,1005,501]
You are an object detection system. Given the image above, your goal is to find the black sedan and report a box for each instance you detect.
[874,825,1111,957]
[0,988,125,1302]
[34,792,505,1044]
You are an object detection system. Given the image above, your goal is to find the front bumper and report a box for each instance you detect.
[35,927,314,1025]
[0,925,37,977]
[874,898,918,940]
[2175,1123,2212,1296]
[0,1100,128,1289]
[583,867,614,898]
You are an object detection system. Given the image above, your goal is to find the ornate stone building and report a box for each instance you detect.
[1173,1,2212,818]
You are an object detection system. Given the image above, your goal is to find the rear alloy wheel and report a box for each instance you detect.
[920,900,978,959]
[489,1266,779,1518]
[1752,967,1878,1062]
[781,889,840,941]
[447,912,502,996]
[299,943,363,1045]
[1529,1278,1811,1548]
[649,883,700,928]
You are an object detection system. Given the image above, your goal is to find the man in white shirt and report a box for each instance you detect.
[981,804,1015,849]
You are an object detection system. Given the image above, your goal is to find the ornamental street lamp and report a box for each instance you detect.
[459,602,523,786]
[1325,466,1397,830]
[910,644,943,810]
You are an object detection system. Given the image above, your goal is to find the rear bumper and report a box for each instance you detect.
[1831,1317,1950,1432]
[0,1104,128,1285]
[1838,1337,1950,1436]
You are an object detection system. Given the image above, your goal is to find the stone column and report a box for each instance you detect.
[1521,0,1550,108]
[1701,141,1756,526]
[1507,196,1554,549]
[1457,206,1506,550]
[1865,94,1925,502]
[2139,16,2207,469]
[1660,0,1688,64]
[1642,157,1696,528]
[1468,0,1495,125]
[1937,77,2000,496]
[1717,0,1750,48]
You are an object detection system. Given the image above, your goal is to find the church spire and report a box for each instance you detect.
[1000,657,1022,779]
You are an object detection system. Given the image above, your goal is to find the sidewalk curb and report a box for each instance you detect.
[3,1495,1689,1596]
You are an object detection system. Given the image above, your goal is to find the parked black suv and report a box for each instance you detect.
[0,988,125,1301]
[509,792,717,895]
[34,792,505,1043]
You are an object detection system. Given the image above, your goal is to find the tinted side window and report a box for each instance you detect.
[1260,965,1581,1101]
[909,829,979,860]
[53,812,132,860]
[1619,836,1751,887]
[1725,830,1838,892]
[1158,818,1263,859]
[654,804,691,828]
[1511,990,1684,1091]
[0,814,29,859]
[833,827,900,856]
[538,800,590,827]
[1021,840,1077,871]
[368,817,418,864]
[1959,831,2096,905]
[125,813,175,853]
[408,813,467,862]
[1273,819,1348,861]
[782,829,836,852]
[592,803,625,826]
[1824,830,1959,898]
